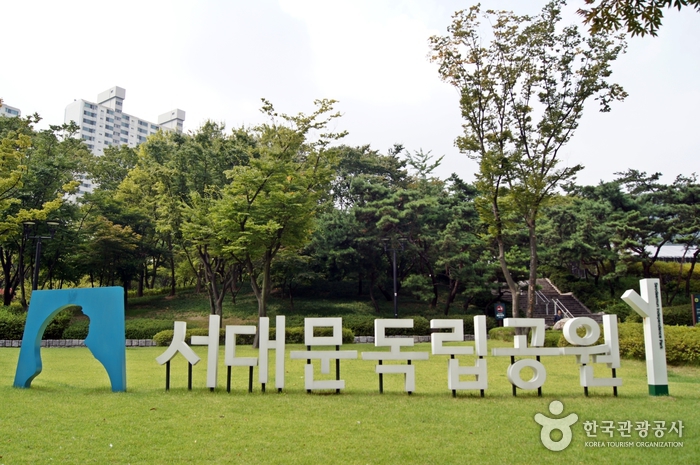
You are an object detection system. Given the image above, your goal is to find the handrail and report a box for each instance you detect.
[535,290,551,315]
[553,298,574,319]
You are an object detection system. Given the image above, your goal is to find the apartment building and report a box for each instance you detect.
[64,86,185,194]
[0,101,21,118]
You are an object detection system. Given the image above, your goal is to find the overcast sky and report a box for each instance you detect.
[2,1,698,187]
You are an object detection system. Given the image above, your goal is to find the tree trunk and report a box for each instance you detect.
[444,277,460,316]
[685,249,699,298]
[169,251,176,297]
[137,264,144,297]
[369,271,380,313]
[526,219,538,319]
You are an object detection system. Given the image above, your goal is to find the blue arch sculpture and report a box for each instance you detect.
[13,287,126,392]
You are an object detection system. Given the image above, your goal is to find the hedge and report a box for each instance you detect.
[487,327,561,348]
[0,306,73,340]
[626,305,693,326]
[153,326,355,346]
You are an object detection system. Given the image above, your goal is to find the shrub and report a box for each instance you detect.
[342,315,375,336]
[544,331,562,348]
[0,306,26,340]
[44,310,73,339]
[63,321,90,339]
[617,323,700,366]
[124,320,177,339]
[382,316,429,336]
[665,326,700,365]
[488,327,515,342]
[626,305,693,326]
[487,326,561,347]
[617,323,646,361]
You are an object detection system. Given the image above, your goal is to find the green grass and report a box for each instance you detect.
[1,341,698,464]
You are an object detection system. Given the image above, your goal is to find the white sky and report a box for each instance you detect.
[2,0,698,187]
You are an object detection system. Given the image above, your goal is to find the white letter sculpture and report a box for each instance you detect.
[225,323,258,392]
[290,318,357,392]
[259,316,286,393]
[156,321,201,390]
[621,278,669,396]
[430,316,488,396]
[191,315,221,390]
[362,319,428,394]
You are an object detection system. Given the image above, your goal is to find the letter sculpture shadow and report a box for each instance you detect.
[13,287,126,392]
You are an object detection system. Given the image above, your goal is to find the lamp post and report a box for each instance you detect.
[23,221,60,291]
[382,237,406,319]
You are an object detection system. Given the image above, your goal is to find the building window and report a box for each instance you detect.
[82,126,95,133]
[84,102,97,110]
[105,125,114,131]
[137,128,147,134]
[107,109,114,115]
[150,124,158,130]
[105,133,112,139]
[106,117,114,123]
[83,110,97,118]
[87,144,94,150]
[83,118,96,126]
[121,137,128,143]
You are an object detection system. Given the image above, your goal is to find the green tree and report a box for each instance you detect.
[0,117,83,305]
[208,99,343,337]
[578,0,700,36]
[429,0,627,318]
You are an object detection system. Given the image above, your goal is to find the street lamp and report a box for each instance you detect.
[23,220,60,291]
[382,237,406,319]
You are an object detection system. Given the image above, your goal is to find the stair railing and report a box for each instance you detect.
[535,290,551,315]
[553,298,575,319]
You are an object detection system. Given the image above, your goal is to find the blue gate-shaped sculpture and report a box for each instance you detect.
[13,287,126,392]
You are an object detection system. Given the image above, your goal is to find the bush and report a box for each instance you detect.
[124,320,177,339]
[153,326,355,346]
[63,321,90,339]
[602,301,633,322]
[626,305,693,326]
[342,315,375,336]
[44,310,73,339]
[487,327,560,348]
[617,323,700,366]
[665,326,700,365]
[488,327,515,342]
[0,306,26,340]
[544,331,562,348]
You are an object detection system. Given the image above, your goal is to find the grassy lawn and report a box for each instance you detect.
[1,340,698,464]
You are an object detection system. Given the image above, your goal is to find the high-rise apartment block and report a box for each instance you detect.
[0,101,21,118]
[64,86,185,156]
[64,86,185,194]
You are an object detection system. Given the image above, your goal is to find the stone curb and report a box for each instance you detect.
[0,335,478,347]
[0,339,157,347]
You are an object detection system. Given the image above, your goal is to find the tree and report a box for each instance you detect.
[208,100,343,340]
[578,0,700,36]
[0,116,83,305]
[429,0,627,318]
